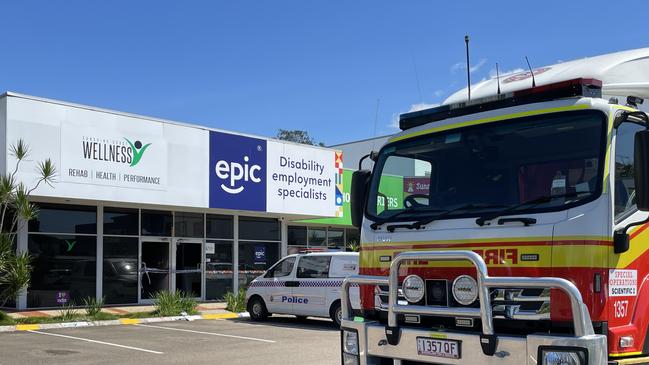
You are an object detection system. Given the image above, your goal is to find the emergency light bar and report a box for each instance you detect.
[399,78,603,130]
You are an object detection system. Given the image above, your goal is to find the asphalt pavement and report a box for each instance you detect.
[0,315,341,365]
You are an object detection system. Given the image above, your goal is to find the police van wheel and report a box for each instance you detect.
[330,301,342,327]
[247,297,269,321]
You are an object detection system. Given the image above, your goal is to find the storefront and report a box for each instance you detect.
[0,92,345,309]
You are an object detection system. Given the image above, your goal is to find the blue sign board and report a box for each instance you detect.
[209,131,267,211]
[254,245,266,265]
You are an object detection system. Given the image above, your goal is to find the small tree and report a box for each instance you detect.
[0,139,56,307]
[276,129,325,147]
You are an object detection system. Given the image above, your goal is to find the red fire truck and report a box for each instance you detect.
[340,48,649,365]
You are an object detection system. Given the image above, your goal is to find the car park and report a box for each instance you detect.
[246,252,359,326]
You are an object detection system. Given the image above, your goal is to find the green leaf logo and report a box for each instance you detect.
[65,240,76,252]
[124,138,152,167]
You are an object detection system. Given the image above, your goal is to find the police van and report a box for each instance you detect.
[245,252,359,326]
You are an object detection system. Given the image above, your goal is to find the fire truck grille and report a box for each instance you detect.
[375,285,550,321]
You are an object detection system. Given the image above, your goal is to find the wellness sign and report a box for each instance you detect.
[209,131,343,217]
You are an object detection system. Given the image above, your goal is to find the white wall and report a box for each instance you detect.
[5,93,342,218]
[331,135,390,171]
[6,95,209,208]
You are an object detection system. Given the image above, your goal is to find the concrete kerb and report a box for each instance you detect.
[0,312,250,333]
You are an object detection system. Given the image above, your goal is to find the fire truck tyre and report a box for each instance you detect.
[247,296,269,321]
[330,301,342,327]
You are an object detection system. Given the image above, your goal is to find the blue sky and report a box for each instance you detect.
[3,1,648,146]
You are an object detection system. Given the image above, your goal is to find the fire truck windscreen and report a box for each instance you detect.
[367,109,607,222]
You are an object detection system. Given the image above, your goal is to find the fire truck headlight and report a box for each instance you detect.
[342,329,359,355]
[452,275,478,305]
[540,347,586,365]
[402,275,425,303]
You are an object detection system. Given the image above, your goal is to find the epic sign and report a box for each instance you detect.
[209,131,267,211]
[208,130,343,216]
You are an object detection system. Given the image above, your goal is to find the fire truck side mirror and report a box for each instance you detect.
[634,130,649,211]
[351,170,371,228]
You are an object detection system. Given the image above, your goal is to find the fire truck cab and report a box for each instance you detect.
[341,48,649,365]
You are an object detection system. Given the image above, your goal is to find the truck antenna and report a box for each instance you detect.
[465,35,471,100]
[496,62,501,95]
[525,56,536,88]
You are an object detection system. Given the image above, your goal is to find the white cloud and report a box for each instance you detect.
[487,67,525,79]
[433,89,445,98]
[451,58,487,74]
[387,102,441,130]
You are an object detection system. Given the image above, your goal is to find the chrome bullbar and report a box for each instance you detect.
[341,250,607,364]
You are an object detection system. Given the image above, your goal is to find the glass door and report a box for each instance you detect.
[140,239,170,301]
[174,239,203,298]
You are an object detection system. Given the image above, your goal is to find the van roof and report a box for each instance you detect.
[444,47,649,103]
[289,252,358,257]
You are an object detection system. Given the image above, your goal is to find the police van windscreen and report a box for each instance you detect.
[366,110,607,222]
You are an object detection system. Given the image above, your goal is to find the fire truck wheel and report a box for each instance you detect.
[247,296,269,321]
[330,301,342,327]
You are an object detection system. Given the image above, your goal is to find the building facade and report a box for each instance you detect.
[1,92,355,309]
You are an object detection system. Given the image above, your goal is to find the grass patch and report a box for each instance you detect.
[118,311,157,319]
[89,312,118,321]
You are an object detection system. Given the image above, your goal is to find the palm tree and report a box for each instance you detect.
[0,139,56,307]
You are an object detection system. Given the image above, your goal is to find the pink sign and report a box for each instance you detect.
[404,177,430,195]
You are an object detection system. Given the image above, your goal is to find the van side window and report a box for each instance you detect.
[329,257,358,278]
[297,256,331,279]
[265,257,295,278]
[615,123,644,222]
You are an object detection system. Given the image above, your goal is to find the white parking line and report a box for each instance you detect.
[134,324,276,343]
[27,330,164,354]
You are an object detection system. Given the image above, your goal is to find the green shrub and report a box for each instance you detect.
[82,296,104,316]
[224,288,246,313]
[56,303,79,322]
[0,310,15,325]
[153,290,197,317]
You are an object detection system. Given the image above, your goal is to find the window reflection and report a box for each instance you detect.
[28,234,96,308]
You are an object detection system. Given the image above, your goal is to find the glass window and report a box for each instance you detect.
[206,214,234,239]
[615,123,644,221]
[141,210,172,236]
[175,212,204,238]
[288,226,307,246]
[297,255,331,278]
[206,240,233,300]
[27,234,96,307]
[327,228,344,248]
[345,228,360,246]
[265,257,296,278]
[239,217,280,241]
[103,208,138,236]
[238,241,279,288]
[368,110,606,221]
[28,204,96,234]
[307,227,326,246]
[103,237,138,304]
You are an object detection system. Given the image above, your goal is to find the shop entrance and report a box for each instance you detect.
[140,239,170,301]
[174,239,203,298]
[139,238,203,302]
